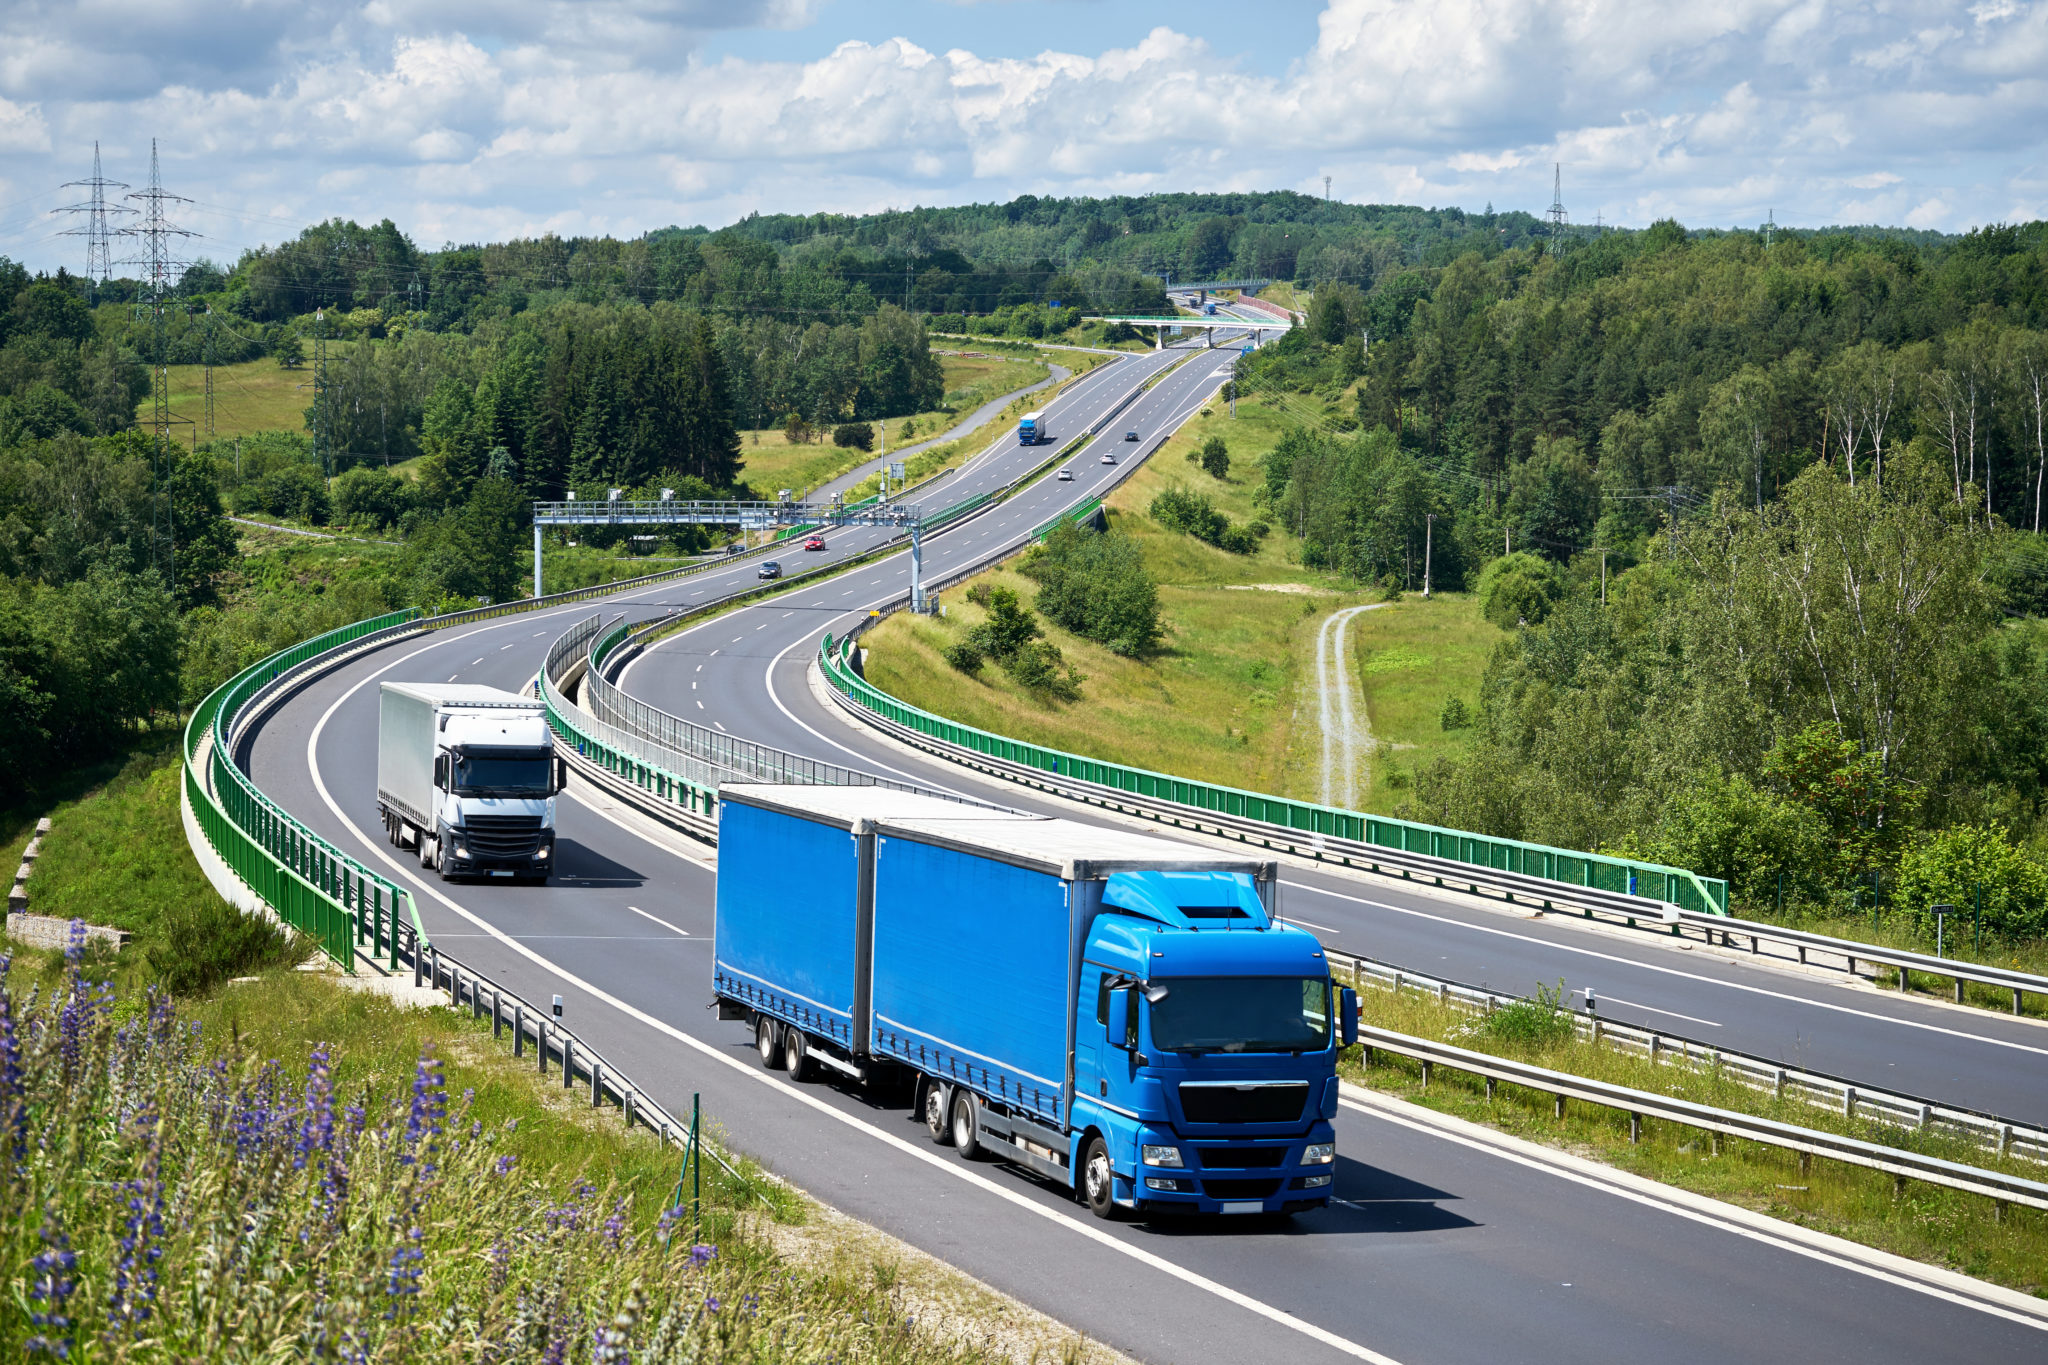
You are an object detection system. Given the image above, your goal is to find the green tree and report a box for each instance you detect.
[1507,435,1598,557]
[274,332,305,369]
[1027,521,1162,656]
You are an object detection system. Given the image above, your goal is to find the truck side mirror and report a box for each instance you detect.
[1340,987,1358,1047]
[434,754,448,791]
[554,756,567,793]
[1105,987,1133,1051]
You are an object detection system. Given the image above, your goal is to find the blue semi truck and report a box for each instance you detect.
[713,785,1356,1219]
[1017,411,1044,444]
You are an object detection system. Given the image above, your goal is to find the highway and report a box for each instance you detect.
[238,325,2048,1364]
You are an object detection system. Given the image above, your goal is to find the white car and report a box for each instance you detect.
[1057,468,1074,480]
[1099,452,1116,465]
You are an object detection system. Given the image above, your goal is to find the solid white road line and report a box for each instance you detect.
[625,904,691,936]
[301,633,1401,1364]
[1595,996,1722,1027]
[1299,881,2048,1056]
[1341,1085,2048,1331]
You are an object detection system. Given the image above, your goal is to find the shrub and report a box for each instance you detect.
[145,893,311,994]
[832,422,874,451]
[1440,696,1471,731]
[1478,980,1575,1047]
[943,639,984,673]
[1476,551,1567,628]
[1151,486,1260,553]
[1895,824,2048,940]
[1198,435,1230,480]
[1027,521,1162,656]
[1005,639,1083,701]
[962,586,1041,662]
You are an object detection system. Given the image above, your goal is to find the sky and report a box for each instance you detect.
[2,0,2046,274]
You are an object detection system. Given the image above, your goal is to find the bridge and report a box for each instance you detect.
[175,330,2048,1364]
[1087,313,1293,349]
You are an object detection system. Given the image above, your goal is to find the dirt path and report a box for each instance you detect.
[1315,603,1383,808]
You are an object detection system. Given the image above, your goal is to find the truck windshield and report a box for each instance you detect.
[453,751,552,797]
[1148,977,1330,1054]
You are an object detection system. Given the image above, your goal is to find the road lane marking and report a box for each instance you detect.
[625,904,690,936]
[1295,882,2048,1059]
[297,675,1400,1362]
[1597,996,1721,1027]
[1342,1087,2048,1332]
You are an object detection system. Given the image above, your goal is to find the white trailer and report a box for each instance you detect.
[377,682,563,883]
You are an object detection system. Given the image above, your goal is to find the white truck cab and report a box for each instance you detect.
[378,683,563,883]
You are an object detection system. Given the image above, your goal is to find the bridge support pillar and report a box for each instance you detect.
[1153,325,1163,351]
[910,523,927,614]
[533,522,544,600]
[1206,327,1215,349]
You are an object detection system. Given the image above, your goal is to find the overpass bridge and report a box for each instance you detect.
[1087,313,1293,349]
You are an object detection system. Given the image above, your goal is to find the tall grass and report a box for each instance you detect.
[0,938,1019,1363]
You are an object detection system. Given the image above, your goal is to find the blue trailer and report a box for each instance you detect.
[1017,411,1044,445]
[714,785,1355,1219]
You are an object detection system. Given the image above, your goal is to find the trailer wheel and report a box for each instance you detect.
[1081,1136,1120,1221]
[755,1016,783,1070]
[922,1082,953,1145]
[783,1028,813,1082]
[949,1090,984,1160]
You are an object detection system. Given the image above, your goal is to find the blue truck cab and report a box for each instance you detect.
[1017,411,1043,445]
[712,785,1355,1221]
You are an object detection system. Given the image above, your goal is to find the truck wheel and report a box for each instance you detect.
[922,1082,953,1146]
[1081,1136,1120,1221]
[950,1090,984,1160]
[755,1016,783,1070]
[783,1029,813,1082]
[418,832,434,869]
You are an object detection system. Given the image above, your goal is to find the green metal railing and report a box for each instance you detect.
[820,635,1728,916]
[184,610,429,972]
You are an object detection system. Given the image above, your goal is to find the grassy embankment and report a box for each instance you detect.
[736,353,1051,498]
[1342,981,2047,1296]
[860,391,1499,808]
[2,728,1123,1363]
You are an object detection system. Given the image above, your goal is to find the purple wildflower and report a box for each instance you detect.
[384,1229,425,1315]
[703,1296,721,1315]
[494,1154,518,1175]
[399,1046,446,1172]
[297,1045,335,1168]
[105,1166,164,1335]
[26,1206,77,1358]
[686,1244,717,1270]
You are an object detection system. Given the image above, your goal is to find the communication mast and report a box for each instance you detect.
[52,142,134,293]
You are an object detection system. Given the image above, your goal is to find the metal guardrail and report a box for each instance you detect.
[1325,948,2048,1167]
[1351,1025,2048,1215]
[817,633,1730,916]
[819,649,2048,1017]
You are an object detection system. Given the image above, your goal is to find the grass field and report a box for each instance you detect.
[1343,980,2048,1296]
[142,350,360,441]
[862,391,1501,809]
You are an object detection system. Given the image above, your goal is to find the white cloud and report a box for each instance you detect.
[5,0,2048,271]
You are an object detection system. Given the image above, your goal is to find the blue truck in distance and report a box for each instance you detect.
[713,785,1356,1219]
[1017,411,1044,445]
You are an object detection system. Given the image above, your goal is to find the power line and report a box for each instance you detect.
[116,139,197,588]
[51,141,134,290]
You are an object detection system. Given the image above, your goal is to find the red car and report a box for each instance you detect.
[803,535,826,551]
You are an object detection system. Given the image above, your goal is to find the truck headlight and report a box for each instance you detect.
[1141,1145,1184,1168]
[452,843,471,860]
[1303,1143,1335,1165]
[535,844,550,860]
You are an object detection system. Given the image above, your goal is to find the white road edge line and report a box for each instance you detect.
[1340,1085,2048,1331]
[1297,882,2048,1057]
[624,904,690,936]
[301,642,1400,1364]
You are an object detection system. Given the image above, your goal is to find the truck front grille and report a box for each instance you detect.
[1195,1146,1287,1169]
[1178,1082,1309,1125]
[1201,1178,1282,1199]
[459,814,545,857]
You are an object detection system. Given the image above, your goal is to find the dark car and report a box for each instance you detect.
[803,535,826,551]
[1124,429,1139,441]
[758,560,782,580]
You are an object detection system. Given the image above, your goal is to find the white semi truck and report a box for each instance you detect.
[377,682,564,882]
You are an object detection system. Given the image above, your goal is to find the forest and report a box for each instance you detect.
[1231,217,2048,931]
[10,192,2048,935]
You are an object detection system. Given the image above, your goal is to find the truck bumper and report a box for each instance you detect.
[1133,1177,1334,1217]
[445,832,555,879]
